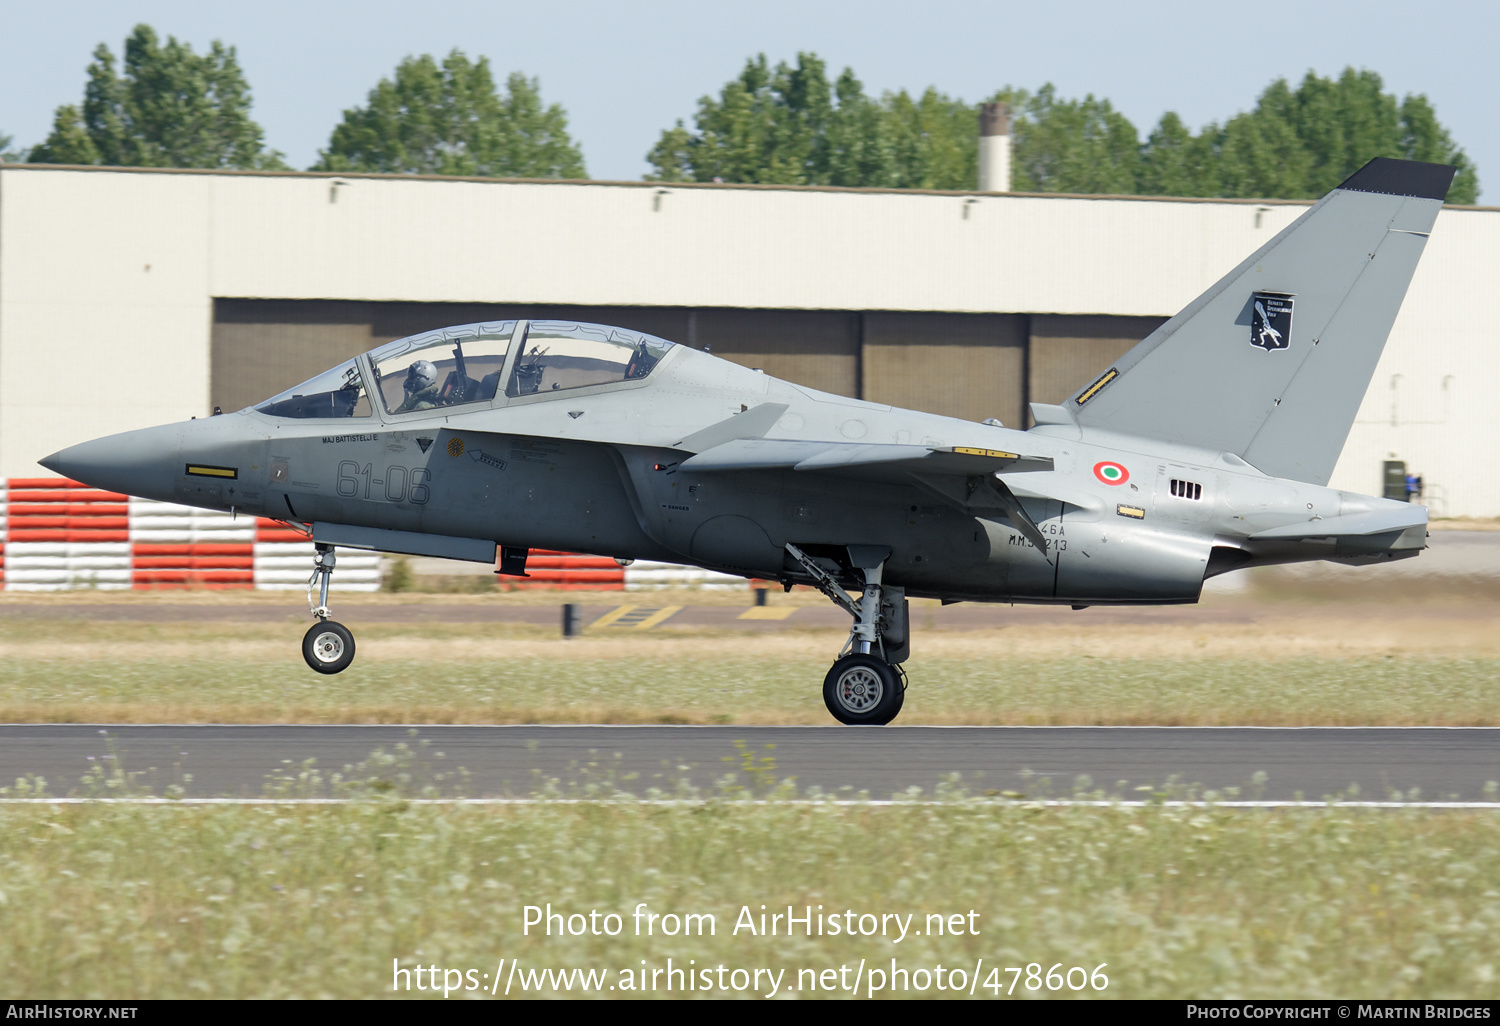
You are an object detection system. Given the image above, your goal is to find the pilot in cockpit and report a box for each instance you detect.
[396,360,442,412]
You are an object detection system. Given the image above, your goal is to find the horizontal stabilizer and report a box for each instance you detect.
[1248,506,1427,541]
[680,438,1053,478]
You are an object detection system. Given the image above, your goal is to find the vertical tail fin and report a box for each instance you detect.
[1060,158,1455,485]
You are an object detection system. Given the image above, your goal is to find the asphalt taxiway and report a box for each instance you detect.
[2,725,1495,801]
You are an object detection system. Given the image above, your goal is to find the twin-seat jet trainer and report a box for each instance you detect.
[44,158,1454,724]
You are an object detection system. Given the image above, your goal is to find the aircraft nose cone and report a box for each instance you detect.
[39,424,185,501]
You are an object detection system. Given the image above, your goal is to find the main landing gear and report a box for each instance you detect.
[784,543,909,726]
[302,543,356,674]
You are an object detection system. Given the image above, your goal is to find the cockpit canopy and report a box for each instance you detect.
[253,320,675,420]
[371,321,517,414]
[253,359,371,419]
[505,321,670,397]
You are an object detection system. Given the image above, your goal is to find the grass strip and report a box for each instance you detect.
[1,786,1497,999]
[3,654,1498,726]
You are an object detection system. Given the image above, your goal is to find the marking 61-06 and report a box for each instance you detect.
[337,462,432,504]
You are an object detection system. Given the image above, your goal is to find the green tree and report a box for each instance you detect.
[823,68,895,186]
[1138,111,1219,196]
[648,53,831,185]
[1009,84,1140,193]
[314,52,584,178]
[651,58,1479,202]
[647,53,980,189]
[0,131,27,162]
[1398,91,1478,203]
[1146,69,1479,203]
[29,24,284,169]
[882,86,982,189]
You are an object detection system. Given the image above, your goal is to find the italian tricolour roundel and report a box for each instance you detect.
[1093,461,1130,485]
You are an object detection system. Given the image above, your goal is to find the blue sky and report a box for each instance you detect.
[3,0,1495,199]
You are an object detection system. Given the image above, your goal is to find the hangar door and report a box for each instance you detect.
[212,301,862,414]
[863,313,1027,428]
[1026,314,1167,425]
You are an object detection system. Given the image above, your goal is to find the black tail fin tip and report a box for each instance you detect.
[1336,157,1457,201]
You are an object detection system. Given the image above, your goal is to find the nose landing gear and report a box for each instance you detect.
[302,543,356,674]
[785,543,908,725]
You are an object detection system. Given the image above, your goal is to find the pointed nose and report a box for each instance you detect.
[39,423,187,501]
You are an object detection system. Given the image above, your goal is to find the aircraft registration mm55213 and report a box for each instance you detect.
[44,157,1455,725]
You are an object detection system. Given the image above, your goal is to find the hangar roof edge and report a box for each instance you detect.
[4,162,1493,211]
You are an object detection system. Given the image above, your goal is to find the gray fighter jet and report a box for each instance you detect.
[42,157,1455,725]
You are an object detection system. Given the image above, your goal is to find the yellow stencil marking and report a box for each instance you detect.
[1075,367,1119,406]
[953,447,1019,459]
[185,464,237,478]
[738,606,797,621]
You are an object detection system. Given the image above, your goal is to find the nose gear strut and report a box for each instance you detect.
[302,542,356,674]
[784,543,908,725]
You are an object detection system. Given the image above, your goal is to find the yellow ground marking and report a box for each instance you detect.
[589,606,635,628]
[738,606,798,620]
[630,606,684,630]
[590,605,684,630]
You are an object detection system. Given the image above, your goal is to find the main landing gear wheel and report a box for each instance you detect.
[823,654,903,726]
[785,542,910,726]
[303,621,355,674]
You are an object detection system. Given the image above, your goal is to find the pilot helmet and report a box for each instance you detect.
[404,360,437,394]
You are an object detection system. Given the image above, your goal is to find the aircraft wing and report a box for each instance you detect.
[681,438,1060,558]
[1248,507,1428,540]
[679,438,1054,478]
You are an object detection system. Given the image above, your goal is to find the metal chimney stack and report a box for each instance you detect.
[978,102,1011,193]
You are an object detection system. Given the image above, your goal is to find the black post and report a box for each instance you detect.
[1383,460,1408,501]
[562,603,579,637]
[754,587,767,607]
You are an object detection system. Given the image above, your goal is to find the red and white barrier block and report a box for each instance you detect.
[3,479,133,590]
[129,499,255,588]
[0,479,378,591]
[624,561,747,590]
[1,478,744,592]
[252,518,381,592]
[497,550,625,590]
[495,553,749,591]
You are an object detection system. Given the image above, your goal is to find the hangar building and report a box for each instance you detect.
[1,163,1497,516]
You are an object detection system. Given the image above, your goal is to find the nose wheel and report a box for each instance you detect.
[303,620,356,674]
[301,542,357,674]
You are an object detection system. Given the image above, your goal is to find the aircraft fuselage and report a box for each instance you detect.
[45,342,1423,606]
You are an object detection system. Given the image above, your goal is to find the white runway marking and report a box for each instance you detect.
[3,798,1499,809]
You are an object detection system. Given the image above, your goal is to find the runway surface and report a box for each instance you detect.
[3,725,1497,801]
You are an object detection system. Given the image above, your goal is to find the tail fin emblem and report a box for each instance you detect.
[1251,293,1294,352]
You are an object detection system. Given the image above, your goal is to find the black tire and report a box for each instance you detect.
[823,653,904,725]
[303,620,355,674]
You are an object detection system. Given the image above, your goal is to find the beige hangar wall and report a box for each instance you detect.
[2,165,1497,514]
